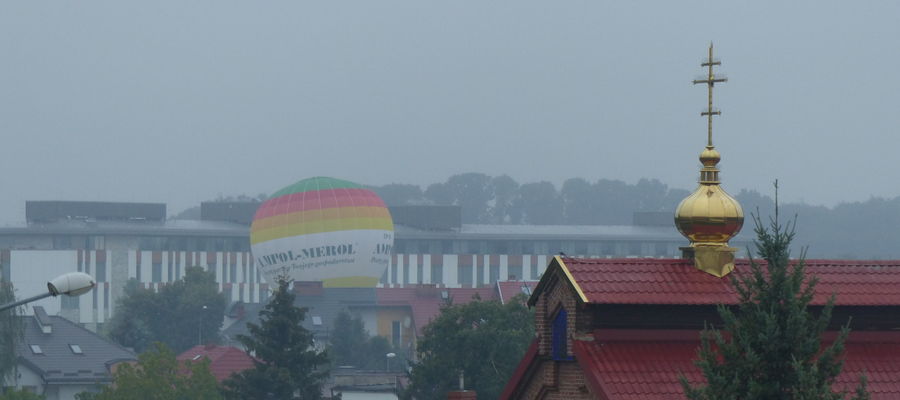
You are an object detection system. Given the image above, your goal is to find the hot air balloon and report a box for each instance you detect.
[250,177,394,287]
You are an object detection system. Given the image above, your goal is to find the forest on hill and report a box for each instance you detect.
[370,173,900,260]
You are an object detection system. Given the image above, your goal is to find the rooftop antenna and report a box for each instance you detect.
[692,42,727,148]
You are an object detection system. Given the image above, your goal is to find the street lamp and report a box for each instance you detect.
[0,272,95,312]
[198,305,208,346]
[386,352,396,372]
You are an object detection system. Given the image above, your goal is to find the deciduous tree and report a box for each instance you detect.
[402,296,533,400]
[106,266,225,353]
[77,342,221,400]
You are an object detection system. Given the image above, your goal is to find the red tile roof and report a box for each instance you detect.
[574,329,900,400]
[177,345,256,383]
[547,257,900,306]
[496,281,538,304]
[376,287,498,335]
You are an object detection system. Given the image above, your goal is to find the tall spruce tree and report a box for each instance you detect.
[681,210,869,399]
[223,278,328,399]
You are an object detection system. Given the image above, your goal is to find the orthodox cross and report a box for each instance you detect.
[692,43,727,147]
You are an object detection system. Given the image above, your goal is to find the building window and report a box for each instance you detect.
[391,264,398,284]
[69,344,83,354]
[391,320,402,346]
[52,236,72,250]
[458,265,473,286]
[431,264,443,285]
[95,260,107,282]
[152,262,162,283]
[489,265,500,284]
[508,265,523,281]
[403,264,410,285]
[552,309,571,361]
[417,264,424,284]
[29,344,43,355]
[476,265,485,287]
[88,236,105,250]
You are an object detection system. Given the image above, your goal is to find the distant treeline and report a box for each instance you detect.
[372,173,900,259]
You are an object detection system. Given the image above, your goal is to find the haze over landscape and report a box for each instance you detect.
[1,1,898,225]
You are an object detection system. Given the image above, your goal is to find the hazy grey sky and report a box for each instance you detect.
[1,1,898,223]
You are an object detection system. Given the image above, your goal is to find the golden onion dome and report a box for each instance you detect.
[674,146,744,245]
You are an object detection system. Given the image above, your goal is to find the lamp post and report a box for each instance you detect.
[0,272,95,312]
[386,352,396,372]
[198,305,208,346]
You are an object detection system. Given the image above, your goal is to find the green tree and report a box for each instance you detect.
[106,267,226,353]
[402,296,534,400]
[329,309,405,371]
[372,183,425,206]
[681,212,869,399]
[515,181,562,224]
[329,310,368,368]
[0,281,23,383]
[77,342,221,400]
[223,278,329,399]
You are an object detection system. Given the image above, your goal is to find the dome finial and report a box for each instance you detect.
[692,42,727,149]
[675,43,744,277]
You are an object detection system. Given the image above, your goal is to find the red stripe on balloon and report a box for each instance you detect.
[253,188,387,219]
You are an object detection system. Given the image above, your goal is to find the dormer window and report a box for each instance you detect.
[69,344,83,354]
[29,344,43,355]
[551,309,572,361]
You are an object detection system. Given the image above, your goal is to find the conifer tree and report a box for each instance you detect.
[223,277,328,399]
[681,208,869,399]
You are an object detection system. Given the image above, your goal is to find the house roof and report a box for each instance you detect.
[17,309,136,384]
[225,284,519,341]
[376,287,498,336]
[572,329,900,400]
[496,281,538,304]
[530,256,900,306]
[222,287,379,343]
[177,345,255,382]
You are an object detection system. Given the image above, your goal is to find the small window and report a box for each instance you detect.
[312,316,323,326]
[391,321,402,346]
[192,355,203,361]
[69,344,83,354]
[551,310,572,361]
[29,345,43,355]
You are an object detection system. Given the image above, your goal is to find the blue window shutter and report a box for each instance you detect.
[552,309,570,360]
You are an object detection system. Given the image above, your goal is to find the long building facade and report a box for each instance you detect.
[0,201,742,331]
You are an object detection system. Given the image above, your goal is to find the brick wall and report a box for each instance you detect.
[508,262,596,399]
[515,360,594,399]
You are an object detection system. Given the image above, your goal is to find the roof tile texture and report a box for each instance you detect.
[575,330,900,399]
[561,258,900,306]
[177,345,255,383]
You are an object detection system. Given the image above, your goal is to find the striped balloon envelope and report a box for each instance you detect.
[250,177,394,287]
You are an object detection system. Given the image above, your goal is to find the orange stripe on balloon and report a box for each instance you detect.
[250,206,392,231]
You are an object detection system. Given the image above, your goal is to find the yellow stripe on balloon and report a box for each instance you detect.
[250,217,394,245]
[250,206,392,231]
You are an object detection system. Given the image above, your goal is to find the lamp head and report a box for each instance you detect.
[47,272,95,297]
